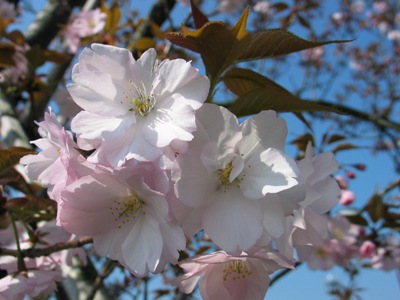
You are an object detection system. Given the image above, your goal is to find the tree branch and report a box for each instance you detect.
[269,262,302,287]
[0,236,93,258]
[308,99,400,132]
[86,260,118,300]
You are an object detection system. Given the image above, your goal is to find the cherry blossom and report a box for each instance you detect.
[68,44,209,166]
[173,249,293,300]
[0,269,63,300]
[275,142,340,260]
[64,8,106,53]
[304,216,359,270]
[359,240,376,258]
[173,104,300,253]
[253,1,271,15]
[0,44,29,85]
[59,169,185,276]
[0,0,16,20]
[219,0,245,14]
[0,221,84,300]
[19,108,89,202]
[339,190,355,206]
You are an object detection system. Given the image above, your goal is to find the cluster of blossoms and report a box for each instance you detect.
[63,8,106,53]
[13,43,342,299]
[0,0,29,85]
[0,0,16,20]
[303,215,400,272]
[0,221,86,299]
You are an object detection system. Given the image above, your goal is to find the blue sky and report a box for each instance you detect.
[15,0,400,299]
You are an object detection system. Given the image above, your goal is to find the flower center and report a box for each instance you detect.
[222,260,252,281]
[218,161,233,187]
[109,194,144,228]
[217,154,246,192]
[123,80,156,116]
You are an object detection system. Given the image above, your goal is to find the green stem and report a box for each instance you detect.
[10,213,26,272]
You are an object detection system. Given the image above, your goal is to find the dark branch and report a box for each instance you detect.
[0,236,93,258]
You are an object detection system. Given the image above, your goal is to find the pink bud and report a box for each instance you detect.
[353,164,366,171]
[339,190,355,206]
[346,170,356,179]
[359,241,376,258]
[335,175,348,190]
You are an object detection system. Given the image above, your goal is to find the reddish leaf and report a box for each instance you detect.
[166,8,251,79]
[43,50,72,64]
[0,42,15,67]
[190,0,209,29]
[0,168,37,195]
[331,143,359,153]
[6,195,56,222]
[365,193,383,223]
[237,29,352,62]
[132,37,156,51]
[102,1,121,33]
[223,68,341,116]
[4,30,25,46]
[326,134,347,144]
[290,133,314,152]
[0,147,37,173]
[339,209,369,226]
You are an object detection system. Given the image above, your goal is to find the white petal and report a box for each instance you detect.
[203,188,263,253]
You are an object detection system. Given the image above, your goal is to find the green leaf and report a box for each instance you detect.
[237,29,352,62]
[0,147,37,173]
[223,68,341,116]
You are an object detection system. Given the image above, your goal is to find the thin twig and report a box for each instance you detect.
[0,236,93,258]
[269,261,302,287]
[308,99,400,132]
[86,260,118,300]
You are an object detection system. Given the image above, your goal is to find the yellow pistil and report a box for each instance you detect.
[109,194,144,228]
[222,260,252,282]
[123,80,156,116]
[218,161,233,187]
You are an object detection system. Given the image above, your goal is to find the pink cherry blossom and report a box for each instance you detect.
[387,30,400,41]
[64,8,106,53]
[371,237,400,271]
[68,44,209,166]
[59,169,185,276]
[303,216,359,270]
[219,0,246,13]
[359,240,376,258]
[173,249,293,300]
[19,107,90,202]
[0,44,29,85]
[253,1,271,15]
[0,269,63,300]
[0,0,16,20]
[339,189,355,206]
[173,104,300,253]
[335,175,348,189]
[275,142,340,260]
